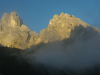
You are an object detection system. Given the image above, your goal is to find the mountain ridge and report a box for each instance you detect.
[0,12,99,49]
[1,12,100,75]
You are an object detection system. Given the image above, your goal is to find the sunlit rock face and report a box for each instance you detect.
[0,12,23,30]
[0,13,10,31]
[0,12,99,49]
[9,12,23,27]
[40,12,90,42]
[1,13,10,22]
[0,12,43,49]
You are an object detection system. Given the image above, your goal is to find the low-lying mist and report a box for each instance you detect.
[1,25,100,75]
[23,25,100,74]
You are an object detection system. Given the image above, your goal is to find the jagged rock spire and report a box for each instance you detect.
[41,12,90,42]
[1,12,23,28]
[0,12,95,49]
[60,12,64,17]
[9,12,23,27]
[2,13,10,21]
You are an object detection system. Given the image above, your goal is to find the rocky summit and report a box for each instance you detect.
[0,12,99,49]
[0,12,40,49]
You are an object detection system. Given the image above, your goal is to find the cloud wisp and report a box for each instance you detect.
[21,25,100,74]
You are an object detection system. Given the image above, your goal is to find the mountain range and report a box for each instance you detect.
[0,12,99,49]
[1,12,100,75]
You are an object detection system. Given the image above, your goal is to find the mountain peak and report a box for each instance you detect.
[2,13,10,20]
[48,12,89,28]
[1,12,23,28]
[0,12,97,49]
[10,11,18,16]
[41,13,90,42]
[60,12,64,17]
[9,12,23,27]
[0,12,32,49]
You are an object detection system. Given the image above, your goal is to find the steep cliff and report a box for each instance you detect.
[0,12,40,49]
[0,12,99,49]
[40,12,90,42]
